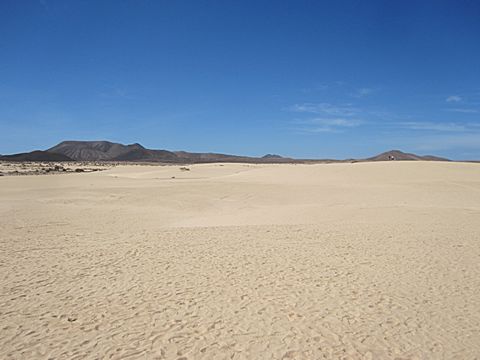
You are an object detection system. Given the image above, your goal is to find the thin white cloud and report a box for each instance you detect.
[405,133,480,152]
[99,86,132,99]
[399,121,467,132]
[302,127,338,133]
[446,95,462,103]
[291,103,359,117]
[295,117,362,133]
[300,84,329,93]
[352,87,373,98]
[446,108,478,114]
[308,118,361,127]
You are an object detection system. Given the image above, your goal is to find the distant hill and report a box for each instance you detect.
[1,141,450,163]
[366,150,449,162]
[262,154,284,159]
[173,151,249,163]
[45,141,296,163]
[48,141,178,162]
[0,150,73,162]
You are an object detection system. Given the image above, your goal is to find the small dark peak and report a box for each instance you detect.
[128,143,145,149]
[262,154,283,159]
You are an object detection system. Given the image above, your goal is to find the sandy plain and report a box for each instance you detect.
[1,161,480,359]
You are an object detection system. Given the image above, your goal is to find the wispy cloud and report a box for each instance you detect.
[352,87,373,98]
[288,89,480,146]
[99,86,132,99]
[295,117,362,133]
[446,95,462,103]
[290,103,359,117]
[300,84,329,93]
[446,108,478,114]
[309,118,361,127]
[400,133,480,152]
[399,121,468,132]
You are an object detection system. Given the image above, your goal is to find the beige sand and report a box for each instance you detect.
[1,161,480,359]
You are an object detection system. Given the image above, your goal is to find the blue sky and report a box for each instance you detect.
[1,0,479,159]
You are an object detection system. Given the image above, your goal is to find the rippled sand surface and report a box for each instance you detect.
[1,162,480,359]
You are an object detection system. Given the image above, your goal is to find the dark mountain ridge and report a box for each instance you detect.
[0,150,73,162]
[1,141,450,163]
[46,141,293,163]
[47,141,179,162]
[366,150,449,162]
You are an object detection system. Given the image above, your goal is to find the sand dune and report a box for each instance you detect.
[1,162,480,359]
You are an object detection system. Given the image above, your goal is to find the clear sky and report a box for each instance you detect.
[1,1,479,159]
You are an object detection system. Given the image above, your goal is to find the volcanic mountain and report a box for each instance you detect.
[366,150,449,162]
[1,141,450,163]
[0,150,73,162]
[45,141,292,163]
[47,141,178,162]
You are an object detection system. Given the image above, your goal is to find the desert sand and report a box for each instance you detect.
[1,161,480,359]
